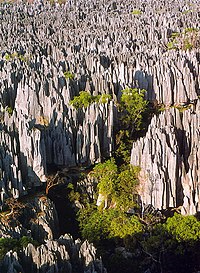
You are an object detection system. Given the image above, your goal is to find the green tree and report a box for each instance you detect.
[0,236,38,260]
[70,91,94,109]
[78,207,143,243]
[0,238,19,260]
[120,88,148,134]
[109,211,143,239]
[92,158,118,198]
[114,165,140,211]
[165,213,200,243]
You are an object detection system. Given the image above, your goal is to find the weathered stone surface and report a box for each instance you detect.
[131,101,200,215]
[0,0,199,206]
[0,196,59,242]
[1,234,106,273]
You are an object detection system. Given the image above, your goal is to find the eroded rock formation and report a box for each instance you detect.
[0,0,199,204]
[131,102,200,215]
[0,196,105,273]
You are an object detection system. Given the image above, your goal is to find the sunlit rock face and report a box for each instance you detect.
[131,102,200,215]
[0,0,200,210]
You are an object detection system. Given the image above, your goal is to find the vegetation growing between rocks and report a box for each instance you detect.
[68,87,200,273]
[69,91,112,109]
[0,236,39,261]
[77,159,141,244]
[167,28,200,51]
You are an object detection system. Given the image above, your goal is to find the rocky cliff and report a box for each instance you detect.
[0,0,200,208]
[0,195,105,273]
[131,102,200,215]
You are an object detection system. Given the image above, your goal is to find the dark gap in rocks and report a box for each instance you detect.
[47,174,80,239]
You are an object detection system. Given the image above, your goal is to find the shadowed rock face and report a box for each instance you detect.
[0,0,199,209]
[0,195,106,273]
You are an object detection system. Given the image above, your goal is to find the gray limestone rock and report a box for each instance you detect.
[1,234,106,273]
[0,0,199,208]
[131,102,200,214]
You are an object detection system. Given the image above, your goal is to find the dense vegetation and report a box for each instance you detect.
[77,158,141,243]
[68,88,200,273]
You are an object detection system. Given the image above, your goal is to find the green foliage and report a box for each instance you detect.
[174,104,192,113]
[78,207,143,242]
[182,9,193,14]
[4,53,11,61]
[0,236,38,260]
[165,213,200,243]
[0,238,18,260]
[67,183,80,202]
[78,207,109,242]
[63,71,75,80]
[4,52,29,62]
[92,158,118,197]
[70,92,112,110]
[98,94,112,104]
[70,91,94,109]
[184,27,198,33]
[131,9,142,15]
[91,159,139,209]
[113,166,140,211]
[120,88,148,133]
[166,41,177,50]
[78,159,141,243]
[167,28,200,51]
[19,236,39,248]
[6,106,13,116]
[109,212,143,238]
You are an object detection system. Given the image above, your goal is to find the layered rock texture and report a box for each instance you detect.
[0,0,200,209]
[1,236,105,273]
[131,103,200,214]
[0,195,105,273]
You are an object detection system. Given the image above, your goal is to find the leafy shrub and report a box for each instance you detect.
[98,94,112,104]
[6,106,13,116]
[70,91,94,109]
[0,236,38,260]
[165,213,200,243]
[92,158,118,197]
[64,71,75,80]
[70,91,112,109]
[167,28,200,51]
[0,238,18,260]
[4,52,29,62]
[131,9,142,15]
[77,158,141,243]
[120,88,148,134]
[78,207,143,242]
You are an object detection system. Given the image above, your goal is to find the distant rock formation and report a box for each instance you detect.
[0,0,199,211]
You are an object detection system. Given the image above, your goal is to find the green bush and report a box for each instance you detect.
[78,207,143,242]
[167,29,200,51]
[64,71,75,80]
[131,9,142,15]
[6,106,13,116]
[165,213,200,243]
[70,91,93,109]
[0,236,38,260]
[92,158,118,197]
[120,88,148,133]
[70,92,112,110]
[0,238,18,260]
